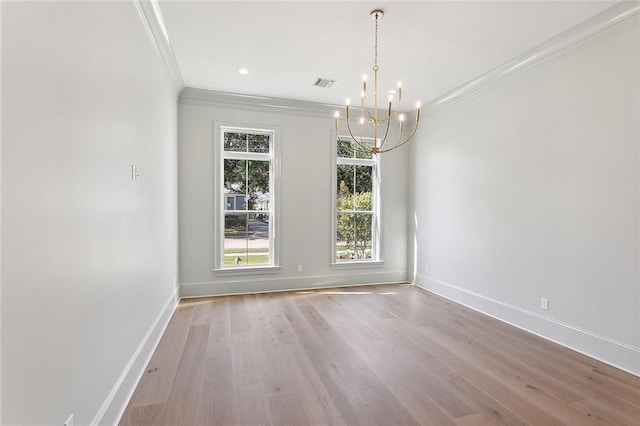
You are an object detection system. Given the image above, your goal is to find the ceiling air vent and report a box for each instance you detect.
[314,77,336,88]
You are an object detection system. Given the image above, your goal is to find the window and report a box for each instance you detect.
[333,137,380,263]
[216,125,278,271]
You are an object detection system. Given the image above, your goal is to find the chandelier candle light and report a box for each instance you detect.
[335,9,421,155]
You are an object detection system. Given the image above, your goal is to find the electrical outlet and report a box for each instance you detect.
[541,298,549,310]
[64,414,74,426]
[297,264,303,273]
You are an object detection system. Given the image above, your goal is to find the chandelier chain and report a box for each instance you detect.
[374,13,379,71]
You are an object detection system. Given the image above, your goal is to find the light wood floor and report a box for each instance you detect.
[120,284,640,425]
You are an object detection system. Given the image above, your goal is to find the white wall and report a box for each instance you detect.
[1,2,178,424]
[178,94,410,296]
[411,17,640,374]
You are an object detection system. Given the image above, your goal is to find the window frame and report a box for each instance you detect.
[331,133,383,268]
[213,122,281,275]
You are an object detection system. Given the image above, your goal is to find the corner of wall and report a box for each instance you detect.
[132,0,184,94]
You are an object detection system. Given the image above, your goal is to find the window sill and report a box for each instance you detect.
[330,260,384,270]
[213,265,282,277]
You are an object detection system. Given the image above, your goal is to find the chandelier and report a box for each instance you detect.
[334,9,421,155]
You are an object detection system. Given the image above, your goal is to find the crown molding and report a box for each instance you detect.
[424,1,640,114]
[179,87,421,121]
[133,0,184,95]
[179,87,344,117]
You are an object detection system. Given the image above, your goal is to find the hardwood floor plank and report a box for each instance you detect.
[370,288,611,425]
[283,342,347,425]
[418,312,588,405]
[190,299,214,327]
[158,324,209,425]
[421,325,601,426]
[331,322,459,424]
[454,412,495,426]
[281,297,379,425]
[120,284,640,426]
[351,305,528,426]
[233,381,271,425]
[230,330,262,386]
[127,308,194,408]
[313,298,460,424]
[286,296,416,425]
[369,308,563,426]
[119,403,164,426]
[421,357,528,426]
[409,287,640,408]
[229,294,251,334]
[202,348,236,426]
[568,397,640,425]
[205,296,231,354]
[260,292,299,345]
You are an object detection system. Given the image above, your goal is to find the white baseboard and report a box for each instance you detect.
[180,270,410,298]
[92,287,179,426]
[415,274,640,377]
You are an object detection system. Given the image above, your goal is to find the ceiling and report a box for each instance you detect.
[157,1,616,107]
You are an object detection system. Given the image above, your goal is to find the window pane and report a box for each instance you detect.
[337,165,372,212]
[337,138,373,159]
[354,164,372,193]
[337,164,354,209]
[224,213,247,267]
[224,132,247,152]
[248,133,270,153]
[355,140,373,159]
[225,194,246,211]
[223,213,270,267]
[351,191,372,212]
[336,213,372,261]
[247,160,269,210]
[353,213,373,259]
[224,159,247,209]
[337,139,353,158]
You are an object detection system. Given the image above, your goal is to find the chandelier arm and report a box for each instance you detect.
[360,103,376,122]
[345,117,374,154]
[376,112,399,123]
[377,110,393,151]
[359,93,376,121]
[337,118,369,156]
[369,110,401,124]
[384,121,407,153]
[393,120,406,149]
[366,107,376,122]
[376,119,420,154]
[388,108,413,151]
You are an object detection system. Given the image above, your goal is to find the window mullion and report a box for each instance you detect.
[351,165,356,210]
[245,159,249,209]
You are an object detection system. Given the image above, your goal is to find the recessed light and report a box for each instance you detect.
[238,68,249,75]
